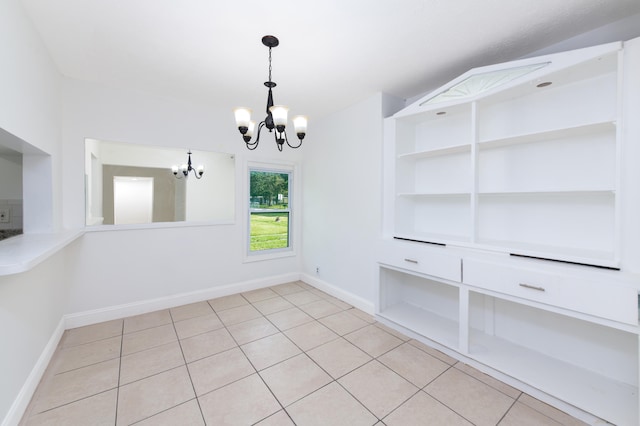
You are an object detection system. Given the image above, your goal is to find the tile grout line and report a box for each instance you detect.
[420,363,511,426]
[366,341,425,421]
[330,358,385,423]
[414,363,468,422]
[47,354,122,378]
[274,307,444,423]
[226,295,293,423]
[497,397,520,425]
[23,389,118,421]
[180,294,287,416]
[246,292,380,423]
[452,363,524,400]
[171,305,209,426]
[113,319,125,426]
[246,284,312,425]
[245,295,338,424]
[234,288,343,420]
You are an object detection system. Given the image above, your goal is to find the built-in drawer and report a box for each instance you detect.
[380,240,461,282]
[463,258,637,325]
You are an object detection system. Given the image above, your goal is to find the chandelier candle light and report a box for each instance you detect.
[172,151,204,179]
[234,35,308,151]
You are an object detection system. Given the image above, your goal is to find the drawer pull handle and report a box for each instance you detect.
[404,258,418,264]
[519,283,545,292]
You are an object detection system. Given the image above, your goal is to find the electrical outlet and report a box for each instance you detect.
[0,208,9,223]
[316,267,320,274]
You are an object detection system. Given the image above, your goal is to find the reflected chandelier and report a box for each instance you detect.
[172,151,204,179]
[234,35,308,151]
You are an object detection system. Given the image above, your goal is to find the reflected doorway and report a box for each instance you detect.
[113,177,154,225]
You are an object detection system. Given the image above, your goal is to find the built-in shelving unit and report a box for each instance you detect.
[378,259,639,426]
[379,39,640,425]
[389,42,621,267]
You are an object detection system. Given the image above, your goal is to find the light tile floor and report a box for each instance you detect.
[20,281,589,425]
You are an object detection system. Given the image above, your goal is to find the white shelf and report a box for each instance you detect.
[379,302,459,348]
[470,331,638,426]
[474,238,617,267]
[0,230,85,276]
[393,232,470,245]
[398,144,471,160]
[398,191,471,197]
[477,189,615,196]
[478,120,616,149]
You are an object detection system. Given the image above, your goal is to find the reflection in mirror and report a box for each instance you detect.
[0,144,23,241]
[85,139,235,226]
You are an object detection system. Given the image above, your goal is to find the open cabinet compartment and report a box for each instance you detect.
[467,291,638,426]
[378,266,460,349]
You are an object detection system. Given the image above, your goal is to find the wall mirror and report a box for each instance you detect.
[85,138,235,227]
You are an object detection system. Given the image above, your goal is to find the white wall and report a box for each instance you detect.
[301,93,403,307]
[0,0,66,422]
[0,2,61,155]
[61,78,303,314]
[0,252,69,423]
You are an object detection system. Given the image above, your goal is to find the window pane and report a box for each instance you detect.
[249,169,291,253]
[250,171,288,209]
[250,212,289,251]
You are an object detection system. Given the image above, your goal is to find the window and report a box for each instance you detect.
[248,168,292,253]
[420,62,549,105]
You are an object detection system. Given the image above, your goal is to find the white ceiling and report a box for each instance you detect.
[19,0,640,121]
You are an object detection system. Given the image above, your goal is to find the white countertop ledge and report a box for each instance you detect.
[0,230,85,276]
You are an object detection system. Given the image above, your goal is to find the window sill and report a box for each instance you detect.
[84,220,234,233]
[244,249,296,263]
[0,230,84,276]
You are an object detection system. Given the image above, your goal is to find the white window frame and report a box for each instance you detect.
[244,160,297,262]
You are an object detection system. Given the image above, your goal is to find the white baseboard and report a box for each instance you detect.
[2,318,65,426]
[65,272,301,329]
[300,273,375,315]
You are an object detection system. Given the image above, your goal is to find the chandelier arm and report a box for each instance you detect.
[274,129,286,152]
[245,121,266,150]
[284,130,303,149]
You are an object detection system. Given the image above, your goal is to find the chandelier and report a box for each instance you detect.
[171,151,204,179]
[234,35,308,151]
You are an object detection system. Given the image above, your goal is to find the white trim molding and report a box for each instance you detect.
[2,318,65,426]
[301,273,375,315]
[64,272,302,329]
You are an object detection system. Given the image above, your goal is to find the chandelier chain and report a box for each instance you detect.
[268,47,273,83]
